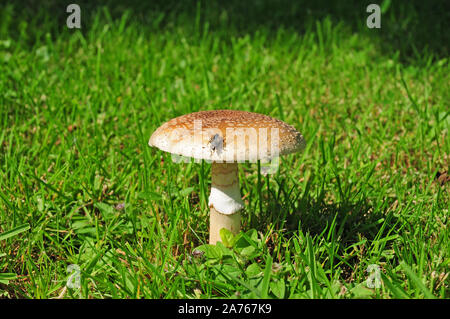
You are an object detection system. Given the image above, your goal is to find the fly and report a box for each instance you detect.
[209,133,224,155]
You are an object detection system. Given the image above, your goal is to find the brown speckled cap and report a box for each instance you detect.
[149,110,305,162]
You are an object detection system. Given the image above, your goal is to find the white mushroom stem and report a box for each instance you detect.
[208,162,244,244]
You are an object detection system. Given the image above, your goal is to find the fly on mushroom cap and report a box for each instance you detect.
[149,110,306,244]
[148,110,305,163]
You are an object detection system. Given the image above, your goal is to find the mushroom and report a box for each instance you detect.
[149,110,305,244]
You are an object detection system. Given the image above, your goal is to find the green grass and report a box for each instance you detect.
[0,0,449,299]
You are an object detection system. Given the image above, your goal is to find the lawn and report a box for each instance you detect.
[0,0,448,299]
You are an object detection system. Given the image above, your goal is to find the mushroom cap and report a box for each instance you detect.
[149,110,305,162]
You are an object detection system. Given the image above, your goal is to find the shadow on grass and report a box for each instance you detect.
[252,175,398,246]
[288,197,384,244]
[2,0,449,63]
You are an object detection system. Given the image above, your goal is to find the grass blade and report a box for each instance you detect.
[380,272,410,299]
[0,273,17,284]
[0,223,30,241]
[400,262,435,299]
[261,255,272,299]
